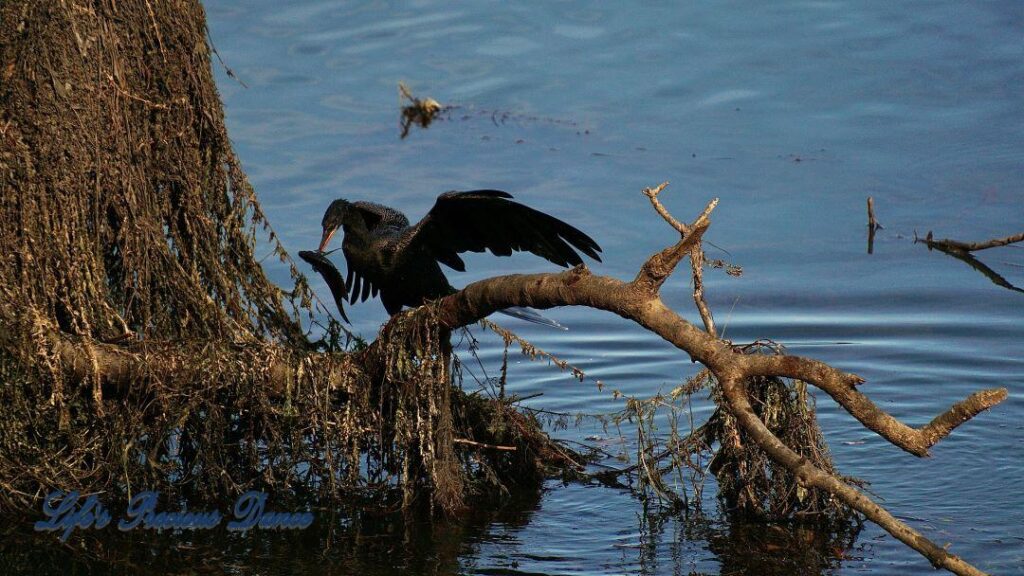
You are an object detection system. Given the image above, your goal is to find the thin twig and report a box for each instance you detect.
[204,25,248,88]
[105,73,172,110]
[143,0,166,64]
[642,182,686,233]
[453,438,516,451]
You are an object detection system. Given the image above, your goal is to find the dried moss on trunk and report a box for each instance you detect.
[0,311,572,515]
[0,0,308,344]
[0,0,313,509]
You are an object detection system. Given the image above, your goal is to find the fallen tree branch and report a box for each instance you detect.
[426,268,1005,458]
[419,191,1004,575]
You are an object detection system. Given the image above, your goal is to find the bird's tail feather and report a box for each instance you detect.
[497,307,567,330]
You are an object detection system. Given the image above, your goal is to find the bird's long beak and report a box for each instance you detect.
[318,226,337,253]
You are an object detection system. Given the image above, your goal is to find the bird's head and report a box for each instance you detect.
[319,199,352,252]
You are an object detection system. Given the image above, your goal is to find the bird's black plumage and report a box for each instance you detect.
[307,190,602,319]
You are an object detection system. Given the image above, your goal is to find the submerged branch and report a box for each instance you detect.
[916,230,1024,293]
[919,230,1024,253]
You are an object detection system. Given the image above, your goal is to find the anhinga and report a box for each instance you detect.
[300,190,601,326]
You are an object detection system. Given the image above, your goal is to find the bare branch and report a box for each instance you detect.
[716,375,990,576]
[919,388,1010,447]
[632,222,708,295]
[735,352,1006,457]
[692,197,719,230]
[642,181,685,232]
[920,230,1024,252]
[639,182,719,333]
[642,181,718,235]
[689,242,716,336]
[916,231,1024,293]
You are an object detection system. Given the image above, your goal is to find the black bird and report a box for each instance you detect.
[305,190,601,325]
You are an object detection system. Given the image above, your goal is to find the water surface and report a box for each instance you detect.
[205,1,1023,574]
[16,1,1024,574]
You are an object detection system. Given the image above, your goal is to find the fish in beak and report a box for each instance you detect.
[318,225,338,253]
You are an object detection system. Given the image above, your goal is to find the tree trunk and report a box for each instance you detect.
[0,0,307,343]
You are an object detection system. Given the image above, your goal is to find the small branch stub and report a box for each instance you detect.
[867,196,881,254]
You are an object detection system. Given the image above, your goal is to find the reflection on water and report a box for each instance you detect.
[0,489,544,576]
[6,0,1022,574]
[1,485,866,576]
[916,231,1024,293]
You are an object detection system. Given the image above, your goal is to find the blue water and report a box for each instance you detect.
[209,1,1024,573]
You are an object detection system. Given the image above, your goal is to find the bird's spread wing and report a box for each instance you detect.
[396,190,602,271]
[342,249,380,304]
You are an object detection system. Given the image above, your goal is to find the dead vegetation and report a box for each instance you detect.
[0,0,313,347]
[399,82,445,139]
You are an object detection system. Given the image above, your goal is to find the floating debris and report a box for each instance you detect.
[399,81,444,138]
